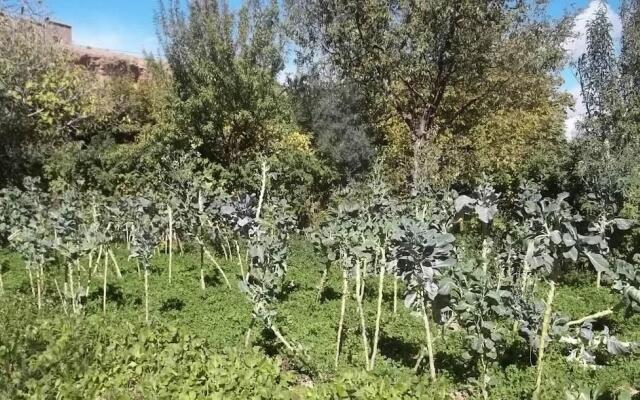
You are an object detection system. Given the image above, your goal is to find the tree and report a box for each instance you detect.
[286,0,569,182]
[157,0,289,165]
[621,0,640,100]
[289,77,375,178]
[575,2,621,139]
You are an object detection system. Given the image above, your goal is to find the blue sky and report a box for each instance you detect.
[47,0,624,137]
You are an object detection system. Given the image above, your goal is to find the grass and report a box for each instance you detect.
[1,238,639,399]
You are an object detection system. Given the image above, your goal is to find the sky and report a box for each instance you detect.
[46,0,624,138]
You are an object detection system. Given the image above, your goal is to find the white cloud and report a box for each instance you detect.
[562,0,621,139]
[565,84,587,140]
[563,0,622,62]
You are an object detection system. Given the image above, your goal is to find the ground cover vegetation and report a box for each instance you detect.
[1,0,640,398]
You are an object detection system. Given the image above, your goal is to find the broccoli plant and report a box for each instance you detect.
[229,162,303,359]
[612,256,640,313]
[392,215,457,381]
[128,196,162,324]
[3,178,54,310]
[579,212,634,288]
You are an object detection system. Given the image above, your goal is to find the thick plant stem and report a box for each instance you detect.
[103,250,108,314]
[317,266,328,301]
[393,276,398,315]
[221,242,228,260]
[0,262,4,296]
[168,206,173,284]
[335,269,349,368]
[370,251,386,371]
[94,246,103,274]
[54,278,67,316]
[414,346,425,373]
[566,309,613,327]
[203,247,231,288]
[36,267,42,311]
[235,240,245,280]
[421,301,436,381]
[69,263,77,314]
[108,249,122,279]
[355,262,370,370]
[596,271,602,289]
[256,161,268,221]
[533,282,555,400]
[245,318,254,347]
[176,233,184,255]
[144,267,150,324]
[198,191,205,290]
[224,237,232,261]
[271,324,295,352]
[27,266,35,297]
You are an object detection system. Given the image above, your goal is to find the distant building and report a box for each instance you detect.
[43,17,147,80]
[45,19,72,44]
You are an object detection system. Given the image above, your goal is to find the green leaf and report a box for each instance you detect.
[584,251,610,273]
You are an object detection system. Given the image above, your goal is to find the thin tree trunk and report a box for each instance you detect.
[335,269,349,368]
[421,301,436,380]
[533,282,555,400]
[369,252,386,370]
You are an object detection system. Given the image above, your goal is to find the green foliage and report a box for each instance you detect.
[157,0,290,165]
[289,78,377,178]
[575,3,621,139]
[287,0,569,185]
[0,307,296,399]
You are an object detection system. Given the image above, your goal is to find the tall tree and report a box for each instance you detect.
[286,0,568,182]
[621,0,640,98]
[157,0,288,165]
[575,2,621,139]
